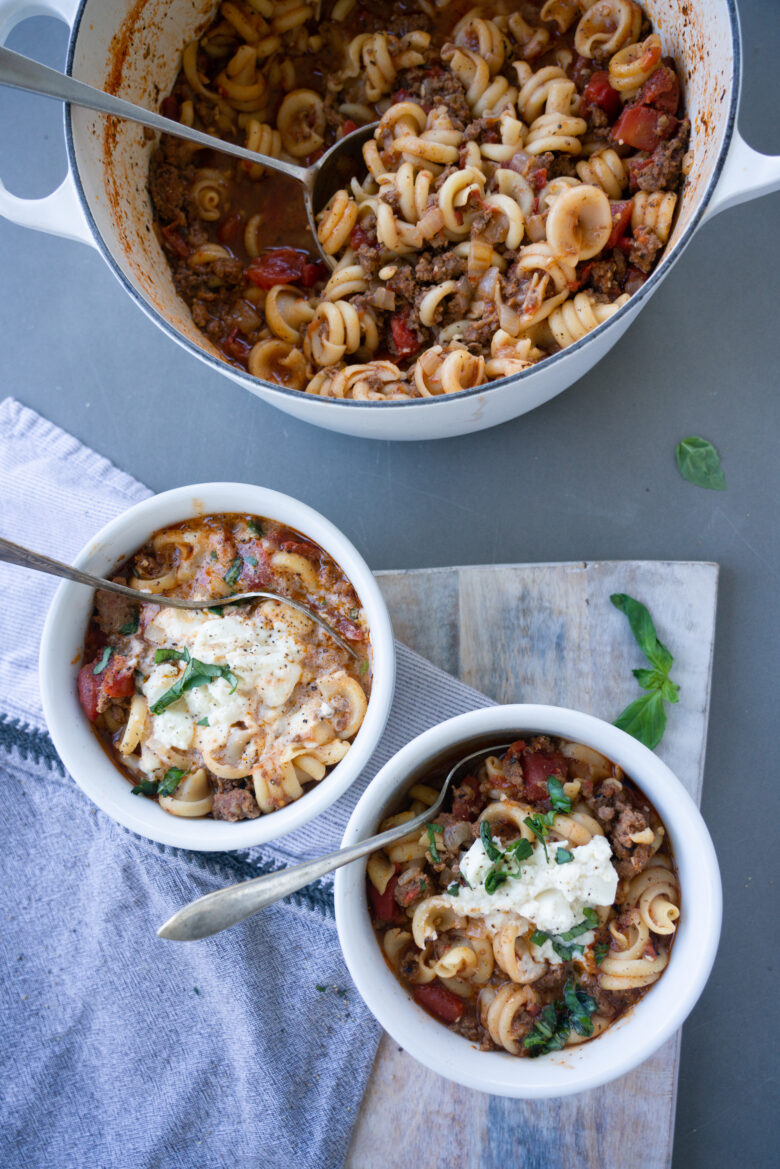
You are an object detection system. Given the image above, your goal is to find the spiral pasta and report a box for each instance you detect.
[150,0,688,403]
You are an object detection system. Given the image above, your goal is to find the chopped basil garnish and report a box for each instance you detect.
[426,823,442,863]
[315,984,327,992]
[158,767,187,797]
[559,912,598,942]
[594,942,609,965]
[210,550,218,561]
[556,847,574,864]
[523,811,555,862]
[196,716,209,727]
[524,980,597,1056]
[675,435,726,491]
[92,646,113,675]
[480,820,502,862]
[131,778,157,797]
[484,865,508,895]
[119,610,139,636]
[224,557,243,587]
[446,882,460,896]
[611,593,680,750]
[247,519,263,537]
[246,555,258,567]
[530,928,549,947]
[505,837,533,862]
[358,659,369,676]
[154,647,188,664]
[547,776,571,814]
[349,608,360,620]
[149,647,239,714]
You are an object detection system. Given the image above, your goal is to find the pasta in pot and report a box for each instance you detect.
[367,735,680,1056]
[149,0,689,404]
[77,513,371,822]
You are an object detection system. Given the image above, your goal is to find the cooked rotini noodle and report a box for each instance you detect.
[632,189,678,244]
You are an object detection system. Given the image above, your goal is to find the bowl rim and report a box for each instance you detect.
[63,0,741,414]
[39,481,396,851]
[334,704,722,1098]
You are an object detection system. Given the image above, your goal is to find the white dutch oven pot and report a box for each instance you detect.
[1,0,778,441]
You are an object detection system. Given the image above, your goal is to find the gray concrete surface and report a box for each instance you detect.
[0,3,777,1164]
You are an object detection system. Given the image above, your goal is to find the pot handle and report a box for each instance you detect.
[704,127,780,221]
[0,0,94,247]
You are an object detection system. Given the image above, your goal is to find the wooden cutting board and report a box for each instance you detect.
[345,560,718,1169]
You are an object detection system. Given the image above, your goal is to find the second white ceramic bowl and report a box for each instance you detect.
[335,705,721,1098]
[39,482,395,850]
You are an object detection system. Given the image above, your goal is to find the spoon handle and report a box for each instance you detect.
[0,46,308,186]
[157,801,443,942]
[0,534,135,593]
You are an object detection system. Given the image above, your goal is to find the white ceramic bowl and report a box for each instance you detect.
[335,704,721,1098]
[39,482,395,851]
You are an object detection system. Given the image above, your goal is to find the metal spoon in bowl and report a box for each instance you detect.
[0,45,377,266]
[157,744,512,942]
[0,535,361,660]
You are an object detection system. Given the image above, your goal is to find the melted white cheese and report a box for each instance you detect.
[451,834,618,936]
[139,605,306,770]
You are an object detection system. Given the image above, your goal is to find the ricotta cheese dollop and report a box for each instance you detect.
[451,833,619,940]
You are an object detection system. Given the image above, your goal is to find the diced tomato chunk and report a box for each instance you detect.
[301,260,328,288]
[160,95,180,121]
[160,223,189,258]
[217,211,243,246]
[246,247,310,289]
[612,105,677,152]
[222,328,251,364]
[101,655,136,700]
[413,983,465,1024]
[581,71,622,122]
[332,614,367,642]
[341,119,359,136]
[349,225,375,251]
[77,662,101,722]
[239,539,272,587]
[368,874,398,923]
[522,751,568,803]
[637,64,679,114]
[607,199,634,250]
[278,530,321,558]
[390,313,422,358]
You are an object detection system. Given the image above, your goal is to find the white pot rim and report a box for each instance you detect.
[39,481,395,851]
[334,704,721,1098]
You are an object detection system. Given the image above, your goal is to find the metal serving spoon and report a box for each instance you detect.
[0,45,377,264]
[0,535,360,659]
[157,744,511,942]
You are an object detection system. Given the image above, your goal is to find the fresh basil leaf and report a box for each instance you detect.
[506,838,533,862]
[224,557,243,587]
[426,824,442,863]
[610,593,673,674]
[247,519,263,537]
[530,929,550,946]
[210,605,225,617]
[484,865,508,894]
[583,907,599,927]
[93,646,113,675]
[131,778,157,797]
[154,647,189,664]
[547,776,571,814]
[119,611,139,636]
[594,942,609,965]
[149,654,239,715]
[447,882,460,896]
[633,666,661,690]
[523,815,550,862]
[556,847,574,864]
[158,767,187,797]
[196,716,209,727]
[559,916,595,942]
[315,984,327,992]
[676,436,727,491]
[661,676,680,704]
[480,820,502,862]
[564,980,596,1037]
[524,1003,571,1056]
[614,689,667,750]
[210,550,218,561]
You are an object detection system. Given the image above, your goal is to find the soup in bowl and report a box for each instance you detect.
[334,704,720,1097]
[40,482,395,850]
